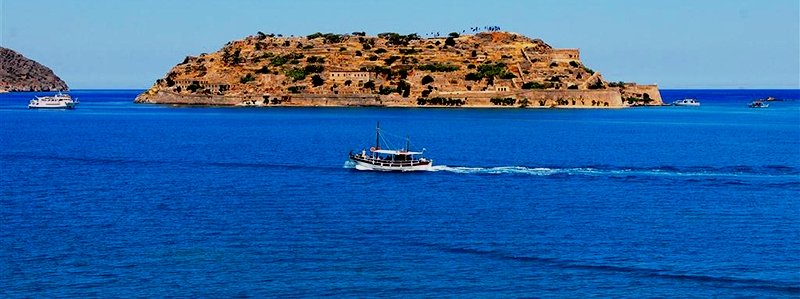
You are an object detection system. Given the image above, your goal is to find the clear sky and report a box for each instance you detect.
[1,0,798,89]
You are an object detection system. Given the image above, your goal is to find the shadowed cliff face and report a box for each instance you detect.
[137,31,661,107]
[0,47,68,92]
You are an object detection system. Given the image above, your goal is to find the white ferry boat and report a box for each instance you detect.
[28,92,78,109]
[672,98,700,106]
[349,123,433,171]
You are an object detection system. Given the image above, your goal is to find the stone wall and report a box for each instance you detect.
[620,84,663,105]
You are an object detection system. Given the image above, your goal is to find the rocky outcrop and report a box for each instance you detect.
[137,31,661,108]
[0,47,68,92]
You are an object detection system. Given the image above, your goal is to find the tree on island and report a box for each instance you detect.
[445,36,456,47]
[311,74,324,87]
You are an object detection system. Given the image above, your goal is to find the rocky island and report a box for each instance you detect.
[136,31,661,108]
[0,47,68,92]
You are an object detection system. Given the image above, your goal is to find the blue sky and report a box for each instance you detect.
[1,0,798,89]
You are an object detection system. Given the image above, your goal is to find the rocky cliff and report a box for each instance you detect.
[0,47,68,92]
[136,31,661,108]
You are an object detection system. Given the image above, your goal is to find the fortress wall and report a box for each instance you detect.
[284,93,401,106]
[137,88,625,108]
[431,89,623,107]
[135,90,240,105]
[620,84,663,104]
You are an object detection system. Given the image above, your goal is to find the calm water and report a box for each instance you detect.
[1,89,799,297]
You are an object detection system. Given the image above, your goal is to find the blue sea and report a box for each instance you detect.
[1,89,799,297]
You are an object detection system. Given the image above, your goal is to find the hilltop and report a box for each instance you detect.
[135,31,661,108]
[0,47,68,92]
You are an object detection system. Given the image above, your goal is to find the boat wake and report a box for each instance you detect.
[428,165,799,179]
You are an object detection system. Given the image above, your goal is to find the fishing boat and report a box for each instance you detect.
[349,123,432,171]
[28,92,79,109]
[748,100,769,108]
[672,98,700,106]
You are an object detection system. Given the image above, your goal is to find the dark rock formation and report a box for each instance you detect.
[0,47,68,92]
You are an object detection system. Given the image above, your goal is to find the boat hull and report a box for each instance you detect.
[351,158,433,172]
[28,104,76,109]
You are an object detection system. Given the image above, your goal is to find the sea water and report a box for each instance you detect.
[1,89,798,297]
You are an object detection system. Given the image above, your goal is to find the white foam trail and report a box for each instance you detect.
[430,165,572,175]
[343,160,356,169]
[428,165,780,178]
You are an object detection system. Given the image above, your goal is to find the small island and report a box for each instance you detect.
[136,31,662,108]
[0,47,68,92]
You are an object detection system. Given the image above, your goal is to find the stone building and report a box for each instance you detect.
[326,71,374,83]
[548,49,580,62]
[175,79,230,93]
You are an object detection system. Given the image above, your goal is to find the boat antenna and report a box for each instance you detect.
[406,135,410,151]
[375,121,381,150]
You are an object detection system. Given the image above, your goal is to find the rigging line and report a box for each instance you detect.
[380,133,396,150]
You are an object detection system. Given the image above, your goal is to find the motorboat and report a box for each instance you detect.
[28,92,78,109]
[349,123,432,171]
[748,100,769,108]
[672,98,700,106]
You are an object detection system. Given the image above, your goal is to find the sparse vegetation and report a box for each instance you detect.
[490,97,516,106]
[521,82,547,89]
[417,97,465,106]
[418,63,459,72]
[306,56,325,63]
[362,80,375,89]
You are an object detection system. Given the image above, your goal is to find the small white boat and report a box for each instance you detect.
[748,100,769,108]
[349,123,433,172]
[672,98,700,106]
[28,92,78,109]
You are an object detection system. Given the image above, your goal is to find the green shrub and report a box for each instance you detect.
[304,64,324,74]
[499,72,517,79]
[490,97,516,106]
[255,65,271,74]
[363,80,375,89]
[448,32,460,38]
[521,82,546,89]
[444,37,456,47]
[284,68,308,81]
[306,56,325,63]
[588,80,605,89]
[240,74,255,84]
[465,72,481,81]
[421,75,434,85]
[311,74,324,87]
[270,55,288,66]
[384,55,400,65]
[569,61,580,67]
[288,86,305,93]
[417,97,465,106]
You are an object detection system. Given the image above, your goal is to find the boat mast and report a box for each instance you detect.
[406,136,410,152]
[375,122,381,150]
